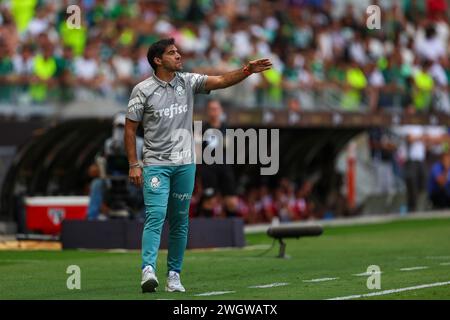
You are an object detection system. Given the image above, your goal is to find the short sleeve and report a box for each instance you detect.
[126,86,145,122]
[185,72,209,95]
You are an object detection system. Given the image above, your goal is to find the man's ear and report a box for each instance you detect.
[154,57,162,67]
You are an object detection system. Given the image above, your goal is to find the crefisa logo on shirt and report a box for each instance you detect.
[150,176,161,189]
[175,85,185,96]
[149,103,188,119]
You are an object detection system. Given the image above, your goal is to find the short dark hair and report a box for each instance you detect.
[147,38,175,71]
[206,98,221,108]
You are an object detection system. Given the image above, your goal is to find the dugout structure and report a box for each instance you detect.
[2,111,450,228]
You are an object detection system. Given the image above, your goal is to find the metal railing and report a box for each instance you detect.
[1,82,449,117]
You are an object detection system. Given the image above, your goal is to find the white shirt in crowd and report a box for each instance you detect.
[74,57,99,80]
[430,63,448,87]
[369,70,385,87]
[414,36,446,62]
[112,55,134,79]
[27,17,49,36]
[13,55,34,75]
[396,125,447,161]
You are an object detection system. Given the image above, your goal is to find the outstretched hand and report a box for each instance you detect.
[248,58,273,73]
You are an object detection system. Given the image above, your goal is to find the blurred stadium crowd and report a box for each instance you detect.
[0,0,449,111]
[2,0,450,224]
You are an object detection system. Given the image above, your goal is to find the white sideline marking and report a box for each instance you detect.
[426,256,450,260]
[243,244,272,251]
[245,210,450,234]
[106,249,131,253]
[439,262,450,266]
[400,266,429,271]
[303,277,339,283]
[328,280,450,300]
[0,259,43,263]
[248,282,289,289]
[195,291,236,297]
[353,271,382,277]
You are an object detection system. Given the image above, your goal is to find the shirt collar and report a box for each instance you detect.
[152,71,178,88]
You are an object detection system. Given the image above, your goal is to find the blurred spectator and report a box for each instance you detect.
[111,45,135,99]
[380,53,410,111]
[411,59,435,113]
[287,96,301,124]
[10,0,37,33]
[430,57,450,113]
[293,180,315,220]
[428,149,450,209]
[397,125,428,212]
[282,52,302,103]
[396,124,448,211]
[0,5,19,55]
[274,186,293,222]
[74,44,102,98]
[342,61,367,111]
[258,185,276,222]
[12,44,34,103]
[13,45,34,78]
[26,5,50,37]
[415,24,446,63]
[0,40,14,102]
[55,46,75,101]
[198,99,239,218]
[369,128,397,194]
[425,125,449,163]
[257,66,283,108]
[31,42,57,103]
[365,61,385,111]
[135,45,152,81]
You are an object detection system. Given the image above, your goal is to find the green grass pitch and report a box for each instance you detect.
[1,217,450,300]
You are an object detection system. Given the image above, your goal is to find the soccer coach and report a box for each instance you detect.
[125,38,272,293]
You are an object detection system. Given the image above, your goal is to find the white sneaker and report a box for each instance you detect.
[165,271,185,292]
[141,265,159,293]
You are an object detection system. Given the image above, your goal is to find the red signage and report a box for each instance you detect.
[25,197,89,235]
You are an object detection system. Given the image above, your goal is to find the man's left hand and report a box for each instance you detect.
[248,58,273,73]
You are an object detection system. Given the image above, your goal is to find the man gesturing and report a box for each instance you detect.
[125,38,272,293]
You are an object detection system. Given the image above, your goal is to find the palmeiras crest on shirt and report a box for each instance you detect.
[150,176,161,189]
[47,208,66,225]
[175,85,185,96]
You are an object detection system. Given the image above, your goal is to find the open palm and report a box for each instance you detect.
[248,58,273,73]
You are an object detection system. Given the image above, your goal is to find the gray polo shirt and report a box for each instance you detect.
[126,72,209,165]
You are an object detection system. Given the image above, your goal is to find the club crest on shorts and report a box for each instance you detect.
[175,85,185,96]
[150,176,160,189]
